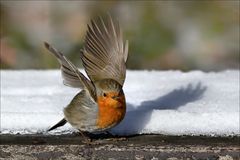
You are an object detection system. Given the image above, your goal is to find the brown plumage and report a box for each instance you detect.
[45,15,128,133]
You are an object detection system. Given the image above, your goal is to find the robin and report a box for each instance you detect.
[44,15,128,134]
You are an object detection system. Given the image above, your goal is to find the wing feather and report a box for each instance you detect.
[44,42,96,100]
[81,15,128,86]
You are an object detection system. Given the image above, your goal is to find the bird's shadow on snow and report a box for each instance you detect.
[112,82,207,134]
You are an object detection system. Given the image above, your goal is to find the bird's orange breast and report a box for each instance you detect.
[96,92,126,129]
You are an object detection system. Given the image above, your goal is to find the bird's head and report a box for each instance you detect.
[95,79,125,108]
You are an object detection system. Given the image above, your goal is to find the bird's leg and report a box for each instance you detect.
[78,130,92,143]
[105,131,114,137]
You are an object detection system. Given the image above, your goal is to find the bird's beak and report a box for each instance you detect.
[112,96,120,100]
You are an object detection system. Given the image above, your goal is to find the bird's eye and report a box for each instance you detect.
[103,93,107,97]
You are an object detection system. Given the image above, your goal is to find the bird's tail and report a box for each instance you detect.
[48,118,67,131]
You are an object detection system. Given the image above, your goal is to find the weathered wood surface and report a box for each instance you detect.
[0,134,239,160]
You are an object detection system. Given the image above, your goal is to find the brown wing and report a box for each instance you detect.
[44,42,96,100]
[81,15,128,86]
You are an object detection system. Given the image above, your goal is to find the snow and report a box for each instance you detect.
[1,70,239,136]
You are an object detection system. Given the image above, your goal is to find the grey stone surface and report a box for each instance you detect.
[0,134,239,160]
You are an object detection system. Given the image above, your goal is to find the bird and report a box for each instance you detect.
[44,15,129,135]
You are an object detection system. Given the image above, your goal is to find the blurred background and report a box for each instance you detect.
[0,1,239,71]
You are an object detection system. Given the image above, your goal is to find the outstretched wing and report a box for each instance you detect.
[81,15,128,86]
[44,42,96,100]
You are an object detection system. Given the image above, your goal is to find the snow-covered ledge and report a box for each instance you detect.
[1,70,239,136]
